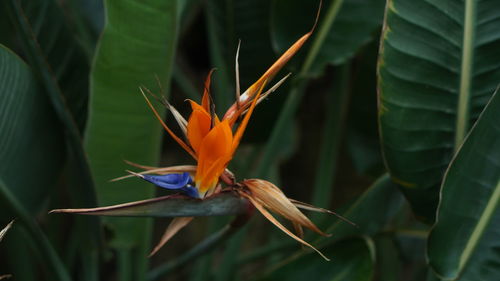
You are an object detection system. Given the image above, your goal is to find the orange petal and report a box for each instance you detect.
[197,156,230,195]
[149,217,193,257]
[195,120,233,192]
[187,108,212,153]
[239,191,329,261]
[140,88,196,159]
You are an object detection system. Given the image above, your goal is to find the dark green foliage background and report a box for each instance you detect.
[0,0,499,281]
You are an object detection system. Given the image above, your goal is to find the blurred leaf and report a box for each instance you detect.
[427,90,500,280]
[85,0,178,279]
[320,173,404,241]
[378,0,500,220]
[70,0,105,34]
[0,45,64,217]
[347,41,384,176]
[0,33,65,281]
[51,192,249,218]
[271,0,385,76]
[2,224,37,281]
[259,237,375,281]
[311,64,351,211]
[13,0,91,130]
[67,0,105,58]
[0,178,71,281]
[375,236,401,281]
[6,2,101,279]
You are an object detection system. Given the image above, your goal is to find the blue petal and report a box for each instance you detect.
[181,185,199,198]
[140,172,200,198]
[142,172,191,190]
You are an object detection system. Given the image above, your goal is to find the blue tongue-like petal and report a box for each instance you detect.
[140,172,199,198]
[142,172,191,189]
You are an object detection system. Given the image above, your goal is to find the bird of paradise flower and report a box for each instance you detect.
[52,5,353,260]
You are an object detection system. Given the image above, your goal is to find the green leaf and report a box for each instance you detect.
[51,192,249,217]
[271,0,385,76]
[427,90,500,280]
[378,0,500,220]
[0,45,64,217]
[85,0,178,279]
[259,237,375,281]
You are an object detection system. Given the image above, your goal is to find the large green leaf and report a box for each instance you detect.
[378,0,500,220]
[0,45,64,217]
[258,237,375,281]
[85,0,178,279]
[271,0,385,76]
[427,90,500,280]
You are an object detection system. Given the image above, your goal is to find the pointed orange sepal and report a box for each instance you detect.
[140,88,197,159]
[202,69,216,112]
[224,33,313,121]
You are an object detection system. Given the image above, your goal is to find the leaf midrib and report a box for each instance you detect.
[458,179,500,275]
[455,0,476,150]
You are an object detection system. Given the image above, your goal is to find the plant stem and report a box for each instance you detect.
[236,240,296,265]
[118,249,132,281]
